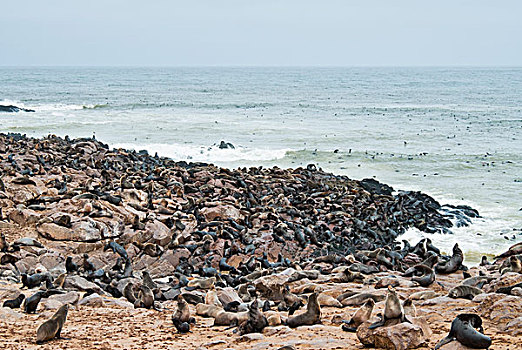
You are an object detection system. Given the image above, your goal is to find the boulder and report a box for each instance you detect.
[357,317,432,350]
[48,291,80,305]
[253,268,296,301]
[474,294,522,326]
[37,219,102,241]
[483,272,522,293]
[146,220,172,246]
[78,293,104,307]
[8,208,41,226]
[64,275,104,294]
[200,204,242,221]
[502,316,522,336]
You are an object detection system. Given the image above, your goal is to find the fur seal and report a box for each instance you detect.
[213,310,249,326]
[409,290,438,300]
[24,291,45,314]
[172,295,194,333]
[65,257,78,273]
[104,241,128,260]
[3,293,25,308]
[36,304,69,344]
[410,264,435,287]
[187,277,216,290]
[448,285,483,299]
[0,233,7,252]
[237,299,268,335]
[123,282,137,304]
[142,271,157,290]
[339,292,385,307]
[434,313,491,349]
[134,284,154,309]
[369,286,409,329]
[341,298,375,332]
[435,243,463,274]
[196,303,222,318]
[287,293,321,328]
[402,298,416,317]
[500,256,522,274]
[21,273,52,289]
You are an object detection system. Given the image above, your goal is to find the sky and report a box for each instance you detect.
[1,0,521,66]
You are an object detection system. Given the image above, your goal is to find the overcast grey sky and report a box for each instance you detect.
[1,0,521,66]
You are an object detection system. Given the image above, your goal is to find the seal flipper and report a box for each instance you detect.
[341,324,358,332]
[434,335,455,350]
[368,315,386,329]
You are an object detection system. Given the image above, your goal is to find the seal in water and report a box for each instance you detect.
[434,313,491,349]
[341,298,375,332]
[369,286,410,329]
[36,304,69,344]
[3,293,25,308]
[435,243,463,274]
[287,293,321,328]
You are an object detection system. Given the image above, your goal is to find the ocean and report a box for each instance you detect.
[1,66,521,262]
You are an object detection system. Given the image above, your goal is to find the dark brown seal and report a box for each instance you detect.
[434,313,491,349]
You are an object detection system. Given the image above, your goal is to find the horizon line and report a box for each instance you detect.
[1,64,522,69]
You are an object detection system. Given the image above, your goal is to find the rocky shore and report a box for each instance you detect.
[0,133,520,349]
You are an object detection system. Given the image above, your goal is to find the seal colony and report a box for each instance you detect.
[0,133,520,349]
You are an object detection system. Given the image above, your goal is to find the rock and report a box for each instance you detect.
[502,316,522,336]
[146,220,172,246]
[357,317,431,350]
[437,341,482,350]
[237,333,264,342]
[317,293,342,307]
[48,291,80,305]
[102,297,134,309]
[64,276,104,294]
[41,298,64,310]
[38,219,102,241]
[474,294,522,326]
[78,293,104,307]
[8,208,41,226]
[200,204,242,222]
[511,287,522,296]
[0,105,35,113]
[262,325,291,336]
[38,252,64,270]
[483,272,522,293]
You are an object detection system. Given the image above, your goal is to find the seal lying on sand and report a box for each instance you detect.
[36,304,69,344]
[434,313,491,349]
[287,293,321,328]
[237,299,268,335]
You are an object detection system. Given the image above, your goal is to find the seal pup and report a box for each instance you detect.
[435,243,463,274]
[123,282,138,304]
[287,293,321,328]
[448,285,483,300]
[187,276,216,290]
[402,298,416,317]
[3,293,25,308]
[368,286,410,329]
[237,299,268,335]
[24,291,46,314]
[36,304,69,344]
[434,313,491,349]
[341,298,375,332]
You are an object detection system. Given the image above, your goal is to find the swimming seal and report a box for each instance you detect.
[36,304,69,344]
[342,298,375,332]
[369,286,410,329]
[434,313,491,349]
[287,293,321,328]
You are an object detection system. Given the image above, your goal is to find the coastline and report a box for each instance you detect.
[0,133,520,349]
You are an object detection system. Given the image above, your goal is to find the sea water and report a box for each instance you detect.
[1,67,521,262]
